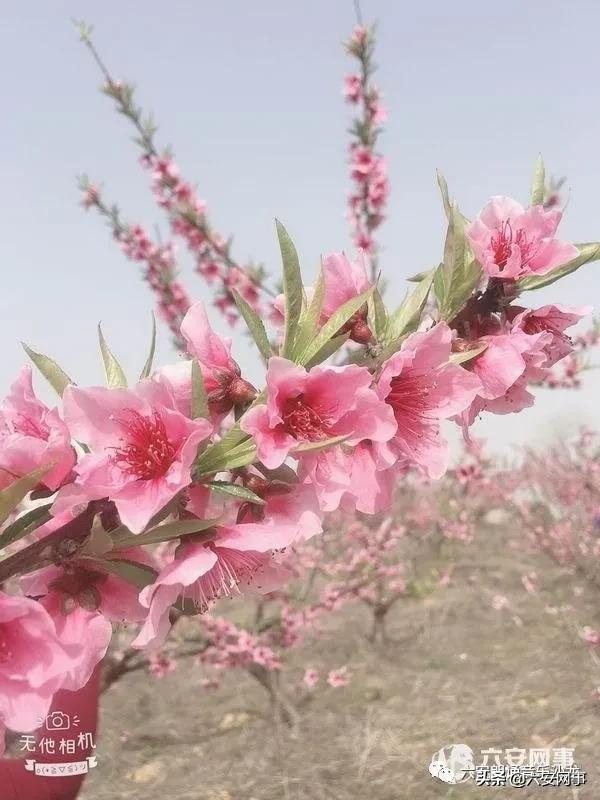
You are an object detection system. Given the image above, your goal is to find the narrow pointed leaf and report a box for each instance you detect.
[0,503,52,550]
[299,285,374,365]
[436,204,482,321]
[139,313,157,379]
[0,463,56,527]
[436,170,452,220]
[407,268,435,283]
[518,242,600,292]
[98,324,128,388]
[530,154,546,207]
[368,287,388,340]
[276,220,303,359]
[21,343,72,397]
[304,333,350,369]
[292,434,349,454]
[112,517,220,550]
[385,271,434,343]
[293,268,325,358]
[191,359,209,419]
[232,289,271,361]
[449,342,488,365]
[209,481,266,505]
[82,557,157,588]
[195,425,250,474]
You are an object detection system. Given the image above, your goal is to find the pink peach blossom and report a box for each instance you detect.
[60,380,211,533]
[41,594,112,693]
[0,367,75,491]
[21,547,151,622]
[327,666,351,687]
[343,74,362,103]
[132,484,320,649]
[240,357,396,471]
[459,326,552,424]
[158,301,256,415]
[510,304,591,366]
[467,196,578,280]
[374,324,481,479]
[321,252,373,343]
[0,591,73,737]
[303,667,320,688]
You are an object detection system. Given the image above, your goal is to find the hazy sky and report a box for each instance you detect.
[1,0,599,454]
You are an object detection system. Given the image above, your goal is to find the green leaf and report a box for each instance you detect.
[0,463,56,527]
[385,271,435,343]
[449,342,488,365]
[304,333,350,369]
[139,313,157,379]
[83,557,158,589]
[293,269,325,359]
[21,343,73,397]
[195,425,250,474]
[299,285,375,366]
[112,517,220,550]
[436,204,482,321]
[0,503,52,551]
[530,154,546,207]
[517,242,600,292]
[232,289,272,361]
[292,433,350,454]
[436,170,452,220]
[276,220,304,359]
[98,324,128,388]
[191,360,209,419]
[214,441,257,471]
[406,268,435,283]
[368,287,388,340]
[209,481,266,505]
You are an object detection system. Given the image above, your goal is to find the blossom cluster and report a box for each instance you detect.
[0,156,597,755]
[78,30,273,332]
[80,182,192,344]
[344,25,390,273]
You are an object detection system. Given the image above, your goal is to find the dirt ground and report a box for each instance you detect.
[80,524,600,800]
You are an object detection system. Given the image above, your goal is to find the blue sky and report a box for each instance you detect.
[1,0,599,453]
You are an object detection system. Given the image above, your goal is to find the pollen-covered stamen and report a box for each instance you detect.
[281,395,332,441]
[113,409,177,480]
[188,547,267,612]
[386,372,438,435]
[491,220,539,271]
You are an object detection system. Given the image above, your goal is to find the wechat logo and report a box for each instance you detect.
[429,744,474,784]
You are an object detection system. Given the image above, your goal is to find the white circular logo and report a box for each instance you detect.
[429,744,474,784]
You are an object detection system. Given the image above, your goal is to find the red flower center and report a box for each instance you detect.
[386,373,434,428]
[281,395,331,441]
[113,409,177,480]
[491,220,538,271]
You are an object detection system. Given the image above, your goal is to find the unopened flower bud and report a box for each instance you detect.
[350,318,373,344]
[226,376,257,407]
